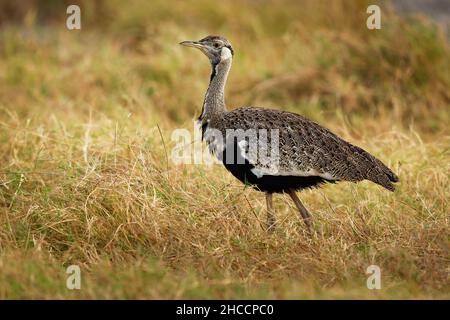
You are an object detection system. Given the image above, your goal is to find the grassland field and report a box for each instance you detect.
[0,0,449,299]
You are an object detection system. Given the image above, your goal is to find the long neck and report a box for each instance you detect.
[199,58,232,122]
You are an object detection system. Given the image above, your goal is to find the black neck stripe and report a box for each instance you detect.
[225,45,234,56]
[210,64,218,81]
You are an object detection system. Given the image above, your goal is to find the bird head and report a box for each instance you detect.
[180,35,234,66]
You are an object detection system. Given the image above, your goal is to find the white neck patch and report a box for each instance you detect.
[220,47,232,61]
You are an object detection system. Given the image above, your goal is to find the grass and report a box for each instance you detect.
[0,0,449,299]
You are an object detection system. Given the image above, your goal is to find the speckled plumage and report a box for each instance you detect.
[209,107,398,192]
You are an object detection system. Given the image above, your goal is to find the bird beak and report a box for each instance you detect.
[179,40,206,50]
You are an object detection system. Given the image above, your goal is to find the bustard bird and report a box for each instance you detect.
[180,35,398,233]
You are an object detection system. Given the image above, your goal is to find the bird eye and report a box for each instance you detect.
[213,42,221,48]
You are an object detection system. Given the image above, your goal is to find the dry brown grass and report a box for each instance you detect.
[0,0,449,298]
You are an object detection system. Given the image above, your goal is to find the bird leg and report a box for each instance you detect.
[265,192,276,232]
[287,189,312,233]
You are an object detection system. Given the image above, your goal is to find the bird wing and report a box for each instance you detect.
[220,107,398,191]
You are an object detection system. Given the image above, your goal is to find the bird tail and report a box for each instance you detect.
[350,145,399,191]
